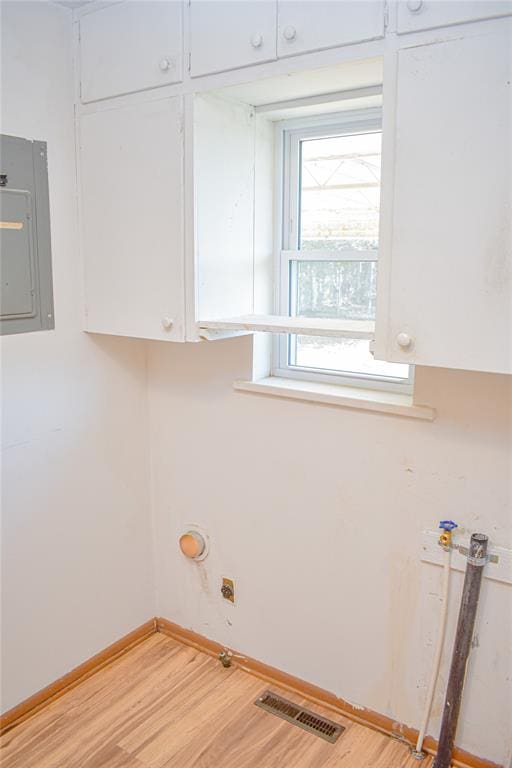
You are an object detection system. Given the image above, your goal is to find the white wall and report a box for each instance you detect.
[1,4,511,766]
[0,1,155,712]
[147,336,512,766]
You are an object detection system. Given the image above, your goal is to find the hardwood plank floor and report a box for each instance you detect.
[0,634,434,768]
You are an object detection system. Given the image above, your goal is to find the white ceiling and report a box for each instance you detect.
[55,1,92,8]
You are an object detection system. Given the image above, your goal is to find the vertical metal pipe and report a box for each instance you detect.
[433,533,488,768]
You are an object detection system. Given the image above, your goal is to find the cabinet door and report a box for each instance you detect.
[190,0,277,77]
[277,1,385,58]
[376,25,512,373]
[80,1,182,103]
[397,0,512,34]
[79,97,185,341]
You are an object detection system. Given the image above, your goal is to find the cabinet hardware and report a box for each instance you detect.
[282,25,297,41]
[397,332,412,349]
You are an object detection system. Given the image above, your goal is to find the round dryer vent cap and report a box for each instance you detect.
[179,531,207,559]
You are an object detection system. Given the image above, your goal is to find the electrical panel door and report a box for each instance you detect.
[0,134,54,335]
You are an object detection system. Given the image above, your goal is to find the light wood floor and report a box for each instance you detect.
[0,633,434,768]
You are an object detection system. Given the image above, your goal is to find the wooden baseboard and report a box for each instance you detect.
[1,615,502,768]
[0,618,156,735]
[156,617,502,768]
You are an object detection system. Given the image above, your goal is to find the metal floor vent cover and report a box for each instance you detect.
[254,691,345,744]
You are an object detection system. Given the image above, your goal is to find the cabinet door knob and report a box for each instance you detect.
[406,0,424,12]
[250,33,263,48]
[283,25,297,41]
[161,317,173,330]
[397,332,412,349]
[159,58,171,72]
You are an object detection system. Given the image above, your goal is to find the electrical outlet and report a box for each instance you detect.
[221,577,235,603]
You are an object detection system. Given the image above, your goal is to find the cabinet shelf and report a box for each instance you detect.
[198,314,375,339]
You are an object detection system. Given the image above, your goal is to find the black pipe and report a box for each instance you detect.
[433,533,488,768]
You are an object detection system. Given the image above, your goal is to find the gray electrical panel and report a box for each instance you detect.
[0,134,54,335]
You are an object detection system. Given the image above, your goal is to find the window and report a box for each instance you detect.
[273,110,411,392]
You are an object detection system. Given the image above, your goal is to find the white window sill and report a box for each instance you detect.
[233,376,436,421]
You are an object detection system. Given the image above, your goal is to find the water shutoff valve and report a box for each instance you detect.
[438,520,458,549]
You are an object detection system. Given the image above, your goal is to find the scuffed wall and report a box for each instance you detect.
[147,336,512,765]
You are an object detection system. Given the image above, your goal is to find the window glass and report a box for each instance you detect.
[278,116,411,389]
[289,336,410,380]
[292,260,377,321]
[299,132,381,252]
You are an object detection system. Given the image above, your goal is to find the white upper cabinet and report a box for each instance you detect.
[79,1,183,103]
[79,97,185,341]
[397,0,512,34]
[189,0,277,77]
[376,23,512,374]
[277,1,385,58]
[75,2,512,372]
[192,96,255,328]
[78,91,258,344]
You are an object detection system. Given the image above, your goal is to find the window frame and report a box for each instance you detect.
[272,109,413,394]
